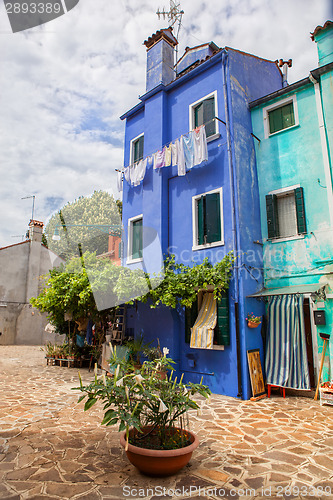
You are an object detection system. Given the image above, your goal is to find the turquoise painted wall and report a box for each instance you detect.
[250,62,333,383]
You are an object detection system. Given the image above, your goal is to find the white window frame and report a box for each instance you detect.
[189,90,219,142]
[127,214,143,264]
[268,184,305,243]
[263,94,299,139]
[130,133,144,166]
[192,187,224,250]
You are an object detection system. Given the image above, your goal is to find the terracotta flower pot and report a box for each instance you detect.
[120,427,199,476]
[247,320,261,328]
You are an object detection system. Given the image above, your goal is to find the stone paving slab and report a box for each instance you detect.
[0,346,332,499]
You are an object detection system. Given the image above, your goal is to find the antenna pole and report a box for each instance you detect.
[156,1,184,73]
[21,195,36,221]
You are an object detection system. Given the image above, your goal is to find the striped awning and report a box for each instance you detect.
[190,293,217,349]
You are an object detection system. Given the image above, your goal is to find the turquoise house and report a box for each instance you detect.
[250,21,333,392]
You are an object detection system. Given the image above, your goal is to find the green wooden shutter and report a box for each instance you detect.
[132,219,142,259]
[194,102,203,129]
[265,194,279,239]
[215,292,230,346]
[204,97,215,137]
[295,187,307,234]
[205,192,221,243]
[185,299,198,343]
[197,196,205,245]
[134,136,144,163]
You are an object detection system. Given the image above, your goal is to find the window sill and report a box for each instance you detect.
[126,257,143,264]
[268,123,300,138]
[189,345,225,351]
[192,240,224,251]
[268,234,305,244]
[207,133,220,143]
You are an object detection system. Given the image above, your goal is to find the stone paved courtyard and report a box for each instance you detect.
[0,346,332,500]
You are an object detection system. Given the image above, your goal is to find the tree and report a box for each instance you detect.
[44,191,122,260]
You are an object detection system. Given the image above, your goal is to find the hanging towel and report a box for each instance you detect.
[129,164,136,186]
[171,142,178,166]
[117,171,123,192]
[153,149,165,169]
[193,125,208,166]
[190,293,217,349]
[183,131,195,171]
[132,158,147,186]
[164,145,172,167]
[148,155,154,165]
[124,167,130,184]
[176,137,186,176]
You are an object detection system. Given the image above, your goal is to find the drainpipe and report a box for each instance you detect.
[222,51,242,398]
[309,71,333,227]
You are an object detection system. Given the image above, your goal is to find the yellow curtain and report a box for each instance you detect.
[190,293,217,349]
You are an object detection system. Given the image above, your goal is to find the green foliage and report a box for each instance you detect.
[44,190,122,260]
[141,253,235,309]
[74,350,211,450]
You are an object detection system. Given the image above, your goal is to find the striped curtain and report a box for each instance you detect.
[190,293,217,349]
[265,294,310,390]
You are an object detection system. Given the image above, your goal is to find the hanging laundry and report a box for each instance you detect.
[193,125,208,166]
[183,131,195,171]
[171,142,178,166]
[176,137,186,176]
[124,167,130,184]
[132,158,147,186]
[164,144,172,167]
[153,149,165,169]
[148,155,154,165]
[117,171,123,192]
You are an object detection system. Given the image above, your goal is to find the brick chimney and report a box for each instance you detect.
[144,28,178,92]
[28,220,44,243]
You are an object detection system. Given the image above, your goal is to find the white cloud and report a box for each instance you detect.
[0,0,331,245]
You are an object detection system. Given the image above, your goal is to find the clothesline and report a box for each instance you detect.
[117,124,209,190]
[117,116,219,173]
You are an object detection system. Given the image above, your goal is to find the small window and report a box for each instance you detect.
[185,291,229,347]
[192,188,224,249]
[190,91,218,139]
[268,102,295,134]
[263,95,298,138]
[127,215,143,262]
[265,187,307,240]
[130,134,144,164]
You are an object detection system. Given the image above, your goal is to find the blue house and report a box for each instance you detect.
[119,28,284,399]
[249,21,333,392]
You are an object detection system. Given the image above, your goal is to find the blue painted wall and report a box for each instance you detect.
[121,36,282,399]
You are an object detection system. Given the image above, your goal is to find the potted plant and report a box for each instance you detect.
[75,346,211,476]
[246,312,262,328]
[125,333,149,369]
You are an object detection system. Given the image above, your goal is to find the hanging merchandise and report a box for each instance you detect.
[183,131,195,171]
[193,126,208,165]
[153,149,166,169]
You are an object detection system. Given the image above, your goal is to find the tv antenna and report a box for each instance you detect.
[21,195,36,221]
[156,1,184,38]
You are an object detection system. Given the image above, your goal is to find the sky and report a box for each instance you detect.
[0,0,331,246]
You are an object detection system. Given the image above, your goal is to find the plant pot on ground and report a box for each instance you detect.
[74,345,211,476]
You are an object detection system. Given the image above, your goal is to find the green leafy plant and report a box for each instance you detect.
[74,347,211,451]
